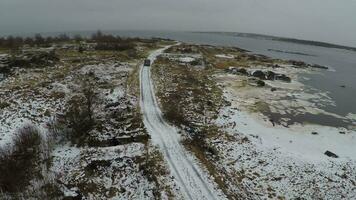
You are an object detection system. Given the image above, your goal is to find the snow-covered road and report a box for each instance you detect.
[140,46,226,200]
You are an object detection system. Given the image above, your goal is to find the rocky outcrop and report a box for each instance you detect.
[226,67,249,75]
[310,64,328,70]
[257,80,265,87]
[227,67,292,83]
[251,70,265,79]
[265,71,276,80]
[275,74,291,82]
[251,70,291,83]
[290,60,328,70]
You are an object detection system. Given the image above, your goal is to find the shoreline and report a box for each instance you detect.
[219,89,356,162]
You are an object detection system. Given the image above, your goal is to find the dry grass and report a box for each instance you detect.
[152,57,224,127]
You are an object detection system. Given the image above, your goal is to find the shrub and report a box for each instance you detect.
[64,95,94,144]
[0,124,44,193]
[0,101,10,109]
[95,42,135,51]
[64,76,97,145]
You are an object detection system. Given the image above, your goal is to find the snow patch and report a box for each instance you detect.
[215,54,234,59]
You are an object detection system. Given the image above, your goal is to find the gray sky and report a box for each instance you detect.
[1,0,356,46]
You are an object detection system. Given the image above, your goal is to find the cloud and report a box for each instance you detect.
[0,0,356,46]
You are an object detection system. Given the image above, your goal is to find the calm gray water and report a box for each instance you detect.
[70,31,356,128]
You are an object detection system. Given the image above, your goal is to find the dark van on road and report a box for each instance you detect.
[144,59,151,67]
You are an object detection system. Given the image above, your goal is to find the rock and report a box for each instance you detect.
[247,55,257,61]
[252,70,266,79]
[324,150,338,158]
[257,80,265,87]
[207,100,213,106]
[225,100,232,106]
[311,64,328,70]
[290,60,307,67]
[227,67,248,75]
[269,119,275,126]
[340,85,346,88]
[265,71,276,80]
[105,102,120,108]
[271,88,277,92]
[237,68,248,75]
[250,69,291,83]
[267,64,281,68]
[0,64,11,74]
[275,74,291,83]
[311,132,318,135]
[109,137,120,146]
[339,131,346,134]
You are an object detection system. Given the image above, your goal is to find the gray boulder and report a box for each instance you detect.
[252,70,266,79]
[265,71,276,80]
[275,74,291,83]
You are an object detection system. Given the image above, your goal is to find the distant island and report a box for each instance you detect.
[197,32,356,52]
[267,49,317,57]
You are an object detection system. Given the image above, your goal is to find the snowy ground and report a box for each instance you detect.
[151,43,356,199]
[0,67,67,147]
[215,62,356,128]
[215,54,235,59]
[52,143,158,199]
[1,41,180,199]
[140,46,227,200]
[3,41,355,199]
[212,64,356,199]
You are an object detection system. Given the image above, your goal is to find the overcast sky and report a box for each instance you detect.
[1,0,356,46]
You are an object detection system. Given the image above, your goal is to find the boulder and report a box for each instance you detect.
[105,102,120,109]
[227,67,248,76]
[227,67,237,74]
[290,60,307,67]
[265,71,276,80]
[324,150,338,158]
[249,69,291,83]
[257,80,265,87]
[275,74,291,83]
[310,64,328,70]
[252,70,266,79]
[236,68,248,75]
